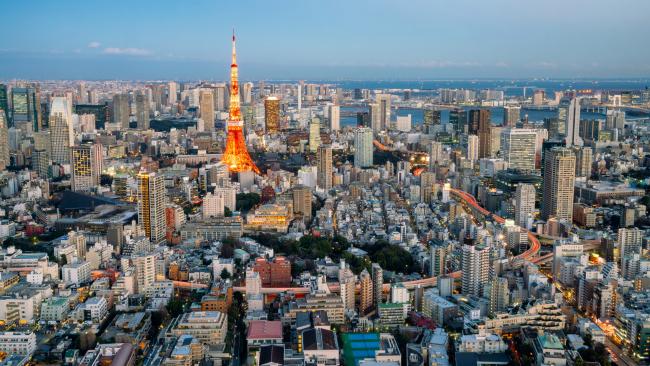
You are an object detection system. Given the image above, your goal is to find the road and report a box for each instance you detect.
[605,337,637,366]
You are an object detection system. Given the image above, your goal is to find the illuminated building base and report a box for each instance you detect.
[222,126,260,174]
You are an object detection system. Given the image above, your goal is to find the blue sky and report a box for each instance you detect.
[2,0,649,80]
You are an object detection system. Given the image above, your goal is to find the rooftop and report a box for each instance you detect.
[247,320,282,340]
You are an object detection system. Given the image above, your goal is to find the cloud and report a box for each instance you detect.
[102,47,151,56]
[87,41,101,48]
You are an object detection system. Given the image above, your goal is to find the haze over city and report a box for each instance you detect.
[2,0,650,79]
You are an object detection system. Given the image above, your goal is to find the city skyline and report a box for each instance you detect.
[2,0,650,80]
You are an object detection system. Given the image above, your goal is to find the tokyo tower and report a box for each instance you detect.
[221,31,260,174]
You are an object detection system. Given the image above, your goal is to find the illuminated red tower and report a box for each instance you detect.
[221,31,260,174]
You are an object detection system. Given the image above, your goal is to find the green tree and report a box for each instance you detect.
[220,268,231,280]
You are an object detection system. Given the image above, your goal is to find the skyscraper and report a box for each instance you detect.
[574,146,592,178]
[135,91,149,130]
[0,84,8,121]
[500,128,537,171]
[112,93,130,129]
[264,96,280,133]
[137,171,166,244]
[242,82,253,104]
[199,89,215,132]
[121,253,156,294]
[429,141,443,169]
[49,97,74,164]
[359,269,373,314]
[564,97,582,147]
[317,145,332,190]
[328,104,340,132]
[0,112,8,169]
[339,262,356,311]
[541,147,576,222]
[467,135,479,164]
[370,94,391,132]
[221,32,259,174]
[449,108,467,135]
[618,228,643,262]
[475,110,492,159]
[372,263,383,309]
[429,242,447,277]
[461,241,490,297]
[468,109,489,135]
[71,143,103,192]
[354,127,373,168]
[167,81,178,105]
[420,171,436,203]
[514,183,535,228]
[309,117,321,153]
[292,185,312,220]
[11,87,41,133]
[202,191,225,218]
[503,106,521,127]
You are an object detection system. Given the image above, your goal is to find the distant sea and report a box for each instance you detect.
[318,79,650,97]
[340,106,614,127]
[332,79,650,127]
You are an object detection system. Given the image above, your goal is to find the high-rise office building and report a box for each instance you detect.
[533,90,545,105]
[450,108,467,135]
[514,183,535,228]
[339,263,356,311]
[370,94,391,132]
[137,171,166,244]
[354,127,373,168]
[32,149,49,178]
[49,97,74,164]
[0,84,8,121]
[135,91,149,130]
[618,228,643,262]
[317,145,332,190]
[11,87,41,133]
[420,171,436,203]
[199,89,215,132]
[467,135,479,164]
[328,104,340,131]
[429,243,447,277]
[424,109,441,126]
[429,141,443,169]
[242,82,253,104]
[112,93,130,129]
[500,128,537,171]
[468,109,489,135]
[264,96,280,133]
[503,106,521,127]
[574,146,592,178]
[476,111,492,159]
[359,269,373,314]
[461,241,490,297]
[292,185,312,220]
[309,117,321,153]
[372,263,383,309]
[487,277,510,315]
[564,98,582,147]
[0,112,8,169]
[541,147,576,222]
[167,81,178,105]
[214,84,227,111]
[71,143,103,192]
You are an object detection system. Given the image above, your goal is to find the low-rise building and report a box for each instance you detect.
[0,331,37,356]
[171,311,227,346]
